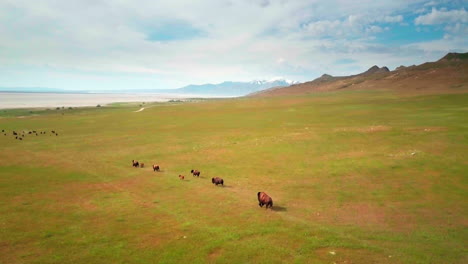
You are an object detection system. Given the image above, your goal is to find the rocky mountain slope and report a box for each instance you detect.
[251,52,468,97]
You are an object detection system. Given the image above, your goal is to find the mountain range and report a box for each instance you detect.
[143,79,297,96]
[250,52,468,97]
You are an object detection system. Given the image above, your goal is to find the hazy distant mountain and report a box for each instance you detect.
[170,79,298,96]
[0,79,297,97]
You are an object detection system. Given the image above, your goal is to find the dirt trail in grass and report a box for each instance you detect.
[134,107,145,112]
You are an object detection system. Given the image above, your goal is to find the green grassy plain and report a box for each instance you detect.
[1,90,467,263]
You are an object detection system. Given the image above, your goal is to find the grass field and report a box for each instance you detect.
[0,90,467,263]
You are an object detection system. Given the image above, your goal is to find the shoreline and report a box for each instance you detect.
[0,92,231,110]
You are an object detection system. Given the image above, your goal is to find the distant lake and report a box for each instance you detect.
[0,92,193,109]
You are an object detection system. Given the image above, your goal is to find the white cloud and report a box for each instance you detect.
[0,0,464,89]
[405,37,467,53]
[303,13,402,38]
[366,25,384,34]
[382,15,404,23]
[424,1,438,7]
[415,8,468,25]
[414,7,427,14]
[445,23,468,34]
[304,20,342,36]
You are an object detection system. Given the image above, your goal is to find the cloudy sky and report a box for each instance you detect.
[0,0,467,90]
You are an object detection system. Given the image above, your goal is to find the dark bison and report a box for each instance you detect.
[211,177,224,186]
[179,175,185,180]
[152,164,160,171]
[132,160,139,167]
[191,170,200,177]
[257,192,273,209]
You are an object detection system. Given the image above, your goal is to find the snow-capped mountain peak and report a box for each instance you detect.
[250,78,297,85]
[173,78,298,96]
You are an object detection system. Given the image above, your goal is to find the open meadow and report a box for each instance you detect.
[0,90,467,263]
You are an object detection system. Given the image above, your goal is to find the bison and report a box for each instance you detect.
[152,165,160,172]
[132,160,139,167]
[179,175,185,180]
[257,192,273,209]
[211,177,224,186]
[191,169,200,177]
[140,163,144,168]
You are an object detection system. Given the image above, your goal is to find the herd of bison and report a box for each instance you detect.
[2,129,59,140]
[131,159,273,209]
[2,128,273,209]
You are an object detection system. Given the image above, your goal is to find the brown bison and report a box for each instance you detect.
[132,160,139,167]
[212,177,224,186]
[191,169,200,177]
[257,192,273,209]
[152,165,160,172]
[140,163,144,168]
[179,175,185,180]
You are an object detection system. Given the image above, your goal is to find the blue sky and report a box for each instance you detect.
[0,0,467,90]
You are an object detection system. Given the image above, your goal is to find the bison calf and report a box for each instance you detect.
[191,169,200,177]
[179,175,185,180]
